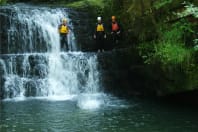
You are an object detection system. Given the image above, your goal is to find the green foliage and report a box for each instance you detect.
[139,21,194,66]
[153,42,191,65]
[138,42,191,65]
[194,39,198,50]
[138,42,155,64]
[138,20,198,93]
[161,25,183,43]
[177,2,198,18]
[66,0,105,9]
[0,0,7,5]
[154,0,173,9]
[161,21,194,44]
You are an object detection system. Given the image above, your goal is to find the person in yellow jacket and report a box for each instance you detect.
[58,18,70,51]
[94,17,106,52]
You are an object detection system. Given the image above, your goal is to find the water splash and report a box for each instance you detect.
[77,93,105,110]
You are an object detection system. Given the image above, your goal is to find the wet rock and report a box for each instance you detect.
[2,76,22,98]
[33,64,48,78]
[28,55,48,77]
[25,80,37,97]
[28,55,48,68]
[0,77,6,99]
[77,72,87,87]
[0,60,7,75]
[68,10,96,51]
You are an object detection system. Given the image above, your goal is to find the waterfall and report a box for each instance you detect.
[47,52,100,97]
[0,4,76,53]
[0,4,102,106]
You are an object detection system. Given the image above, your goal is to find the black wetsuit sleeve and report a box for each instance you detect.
[109,23,112,32]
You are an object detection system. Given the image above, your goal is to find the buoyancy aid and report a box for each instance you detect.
[96,23,105,32]
[112,22,119,31]
[59,24,69,34]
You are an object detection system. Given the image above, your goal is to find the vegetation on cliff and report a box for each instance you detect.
[0,0,7,5]
[102,0,198,95]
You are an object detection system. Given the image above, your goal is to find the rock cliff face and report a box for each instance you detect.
[97,48,152,97]
[68,10,96,52]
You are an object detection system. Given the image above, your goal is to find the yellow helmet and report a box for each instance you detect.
[112,16,116,20]
[62,18,67,22]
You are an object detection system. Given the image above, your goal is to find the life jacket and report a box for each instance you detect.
[112,22,119,31]
[96,23,104,32]
[59,24,69,34]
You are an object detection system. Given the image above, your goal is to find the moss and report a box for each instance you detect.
[0,0,7,5]
[137,16,198,94]
[65,0,105,9]
[153,0,173,9]
[154,42,191,65]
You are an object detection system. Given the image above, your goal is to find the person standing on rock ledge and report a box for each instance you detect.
[58,18,70,51]
[110,16,121,47]
[94,17,107,52]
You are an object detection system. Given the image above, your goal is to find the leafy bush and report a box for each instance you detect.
[153,42,191,65]
[153,0,173,9]
[176,2,198,18]
[139,21,194,66]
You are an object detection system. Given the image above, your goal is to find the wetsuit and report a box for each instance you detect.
[94,23,106,51]
[111,21,121,45]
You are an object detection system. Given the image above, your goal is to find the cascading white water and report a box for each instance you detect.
[0,4,102,107]
[47,52,100,97]
[9,6,66,52]
[2,4,77,53]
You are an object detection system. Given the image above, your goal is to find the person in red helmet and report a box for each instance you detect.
[110,16,121,46]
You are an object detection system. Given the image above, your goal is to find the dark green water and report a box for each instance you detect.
[0,97,198,132]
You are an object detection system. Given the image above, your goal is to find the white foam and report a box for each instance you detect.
[3,95,77,102]
[77,93,105,110]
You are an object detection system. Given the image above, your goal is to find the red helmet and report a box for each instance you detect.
[112,16,116,20]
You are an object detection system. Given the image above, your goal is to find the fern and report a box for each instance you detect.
[177,2,198,18]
